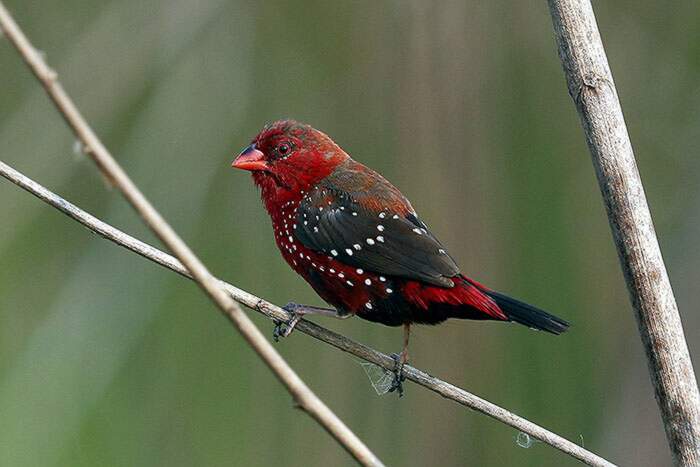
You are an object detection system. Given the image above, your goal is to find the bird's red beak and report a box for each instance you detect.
[232,144,268,171]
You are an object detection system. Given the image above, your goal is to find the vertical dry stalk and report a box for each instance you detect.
[0,3,383,466]
[546,1,700,465]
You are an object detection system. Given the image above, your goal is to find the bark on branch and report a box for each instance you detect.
[546,1,700,465]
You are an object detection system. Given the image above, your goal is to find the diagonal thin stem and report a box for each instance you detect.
[0,3,383,466]
[0,160,616,467]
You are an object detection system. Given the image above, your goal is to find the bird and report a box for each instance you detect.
[232,120,569,394]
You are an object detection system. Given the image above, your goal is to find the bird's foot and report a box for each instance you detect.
[272,302,304,342]
[388,353,407,397]
[273,302,351,342]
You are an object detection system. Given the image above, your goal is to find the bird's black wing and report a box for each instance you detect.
[294,185,460,287]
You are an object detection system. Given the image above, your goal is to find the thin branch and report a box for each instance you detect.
[546,1,700,465]
[0,4,383,466]
[0,160,616,467]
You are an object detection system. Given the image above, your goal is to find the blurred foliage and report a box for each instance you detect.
[1,1,699,466]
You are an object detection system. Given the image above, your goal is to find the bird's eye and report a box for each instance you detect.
[277,143,291,157]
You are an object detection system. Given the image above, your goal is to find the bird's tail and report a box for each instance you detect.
[482,289,570,335]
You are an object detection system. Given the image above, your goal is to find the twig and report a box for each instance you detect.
[0,160,616,467]
[546,1,700,465]
[0,4,383,466]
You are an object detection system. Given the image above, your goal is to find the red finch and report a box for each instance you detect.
[233,120,569,393]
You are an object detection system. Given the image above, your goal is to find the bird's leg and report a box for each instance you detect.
[273,302,351,341]
[389,323,411,397]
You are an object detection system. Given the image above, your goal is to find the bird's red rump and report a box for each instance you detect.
[401,277,508,321]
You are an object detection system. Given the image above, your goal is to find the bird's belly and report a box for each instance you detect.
[272,233,410,322]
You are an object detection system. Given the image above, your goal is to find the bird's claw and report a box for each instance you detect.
[388,353,406,397]
[272,303,303,342]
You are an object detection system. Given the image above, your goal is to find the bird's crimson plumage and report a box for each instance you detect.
[233,120,569,334]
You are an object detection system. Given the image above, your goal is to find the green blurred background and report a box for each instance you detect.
[1,1,698,466]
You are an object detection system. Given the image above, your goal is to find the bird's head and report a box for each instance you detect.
[232,120,349,205]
